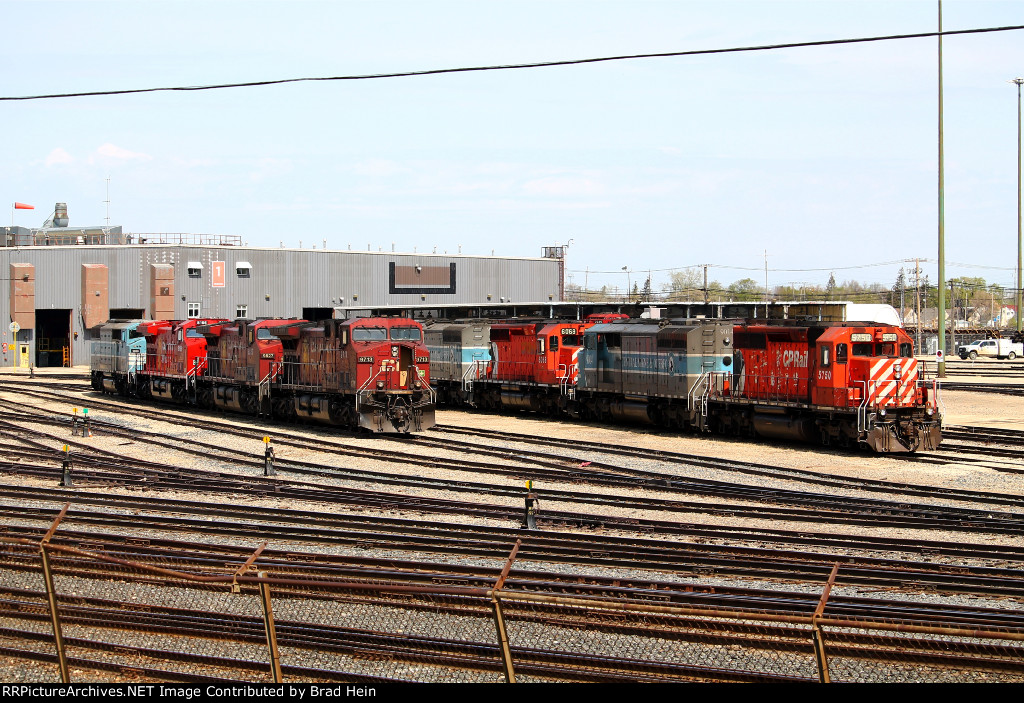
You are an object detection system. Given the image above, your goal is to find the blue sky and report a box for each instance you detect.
[2,0,1022,294]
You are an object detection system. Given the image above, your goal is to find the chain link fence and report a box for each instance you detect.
[1,517,1022,684]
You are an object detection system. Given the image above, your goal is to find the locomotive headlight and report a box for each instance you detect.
[376,380,385,390]
[391,346,399,357]
[926,407,934,416]
[879,408,886,417]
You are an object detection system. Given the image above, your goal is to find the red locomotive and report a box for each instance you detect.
[473,315,626,414]
[276,317,434,432]
[136,318,228,402]
[199,318,307,414]
[722,322,939,451]
[92,316,436,434]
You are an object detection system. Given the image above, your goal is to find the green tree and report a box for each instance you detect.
[727,278,764,302]
[663,268,704,301]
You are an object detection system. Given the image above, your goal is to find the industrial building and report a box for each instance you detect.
[2,204,563,368]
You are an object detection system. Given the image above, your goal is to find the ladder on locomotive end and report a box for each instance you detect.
[688,325,720,430]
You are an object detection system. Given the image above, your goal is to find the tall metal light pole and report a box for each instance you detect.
[1014,77,1023,333]
[937,1,947,376]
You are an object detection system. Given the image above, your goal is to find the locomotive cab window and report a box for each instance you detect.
[352,327,387,342]
[390,327,422,341]
[538,338,546,354]
[257,328,274,341]
[549,335,559,352]
[900,342,913,357]
[880,343,896,357]
[852,343,873,356]
[835,343,848,364]
[820,345,831,367]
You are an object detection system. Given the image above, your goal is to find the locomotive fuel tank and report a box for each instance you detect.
[213,385,245,411]
[752,412,818,443]
[500,390,542,411]
[294,394,334,423]
[148,378,177,401]
[607,400,653,424]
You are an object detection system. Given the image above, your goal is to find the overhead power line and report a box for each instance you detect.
[2,24,1022,102]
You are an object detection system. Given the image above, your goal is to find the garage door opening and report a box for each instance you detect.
[36,309,72,367]
[302,307,334,323]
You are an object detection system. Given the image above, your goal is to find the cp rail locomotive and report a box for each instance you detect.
[425,316,941,452]
[91,316,435,433]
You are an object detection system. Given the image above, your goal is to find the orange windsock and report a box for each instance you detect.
[14,202,34,209]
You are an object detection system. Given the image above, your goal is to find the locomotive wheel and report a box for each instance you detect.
[197,388,214,409]
[274,397,296,421]
[341,402,358,429]
[241,392,259,415]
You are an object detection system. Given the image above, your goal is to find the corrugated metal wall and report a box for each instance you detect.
[0,245,560,367]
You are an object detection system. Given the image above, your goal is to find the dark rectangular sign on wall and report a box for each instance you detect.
[389,262,456,295]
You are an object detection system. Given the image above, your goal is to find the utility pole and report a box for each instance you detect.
[764,250,769,318]
[1013,77,1023,332]
[915,259,922,351]
[703,264,709,305]
[950,280,956,355]
[937,0,947,376]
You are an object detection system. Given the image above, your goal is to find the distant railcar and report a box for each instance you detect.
[91,316,436,434]
[89,320,150,394]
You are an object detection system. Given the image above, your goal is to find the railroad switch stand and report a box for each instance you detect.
[60,447,73,487]
[264,444,276,477]
[523,491,540,530]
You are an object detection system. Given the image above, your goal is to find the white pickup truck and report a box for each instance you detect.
[957,338,1024,360]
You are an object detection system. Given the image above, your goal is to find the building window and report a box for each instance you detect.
[187,303,201,318]
[236,304,248,319]
[187,261,203,278]
[236,261,252,278]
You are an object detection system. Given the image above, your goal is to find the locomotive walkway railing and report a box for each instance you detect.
[2,516,1021,684]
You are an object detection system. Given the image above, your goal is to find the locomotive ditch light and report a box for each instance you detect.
[376,380,385,389]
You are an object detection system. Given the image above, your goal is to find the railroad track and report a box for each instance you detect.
[5,382,1024,512]
[3,486,1024,599]
[5,377,1023,471]
[5,405,1024,537]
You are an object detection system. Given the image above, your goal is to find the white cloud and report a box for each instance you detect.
[90,143,152,163]
[44,148,74,166]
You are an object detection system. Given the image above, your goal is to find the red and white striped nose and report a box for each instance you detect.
[869,358,919,407]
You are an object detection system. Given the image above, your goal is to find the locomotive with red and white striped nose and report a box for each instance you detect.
[724,322,940,452]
